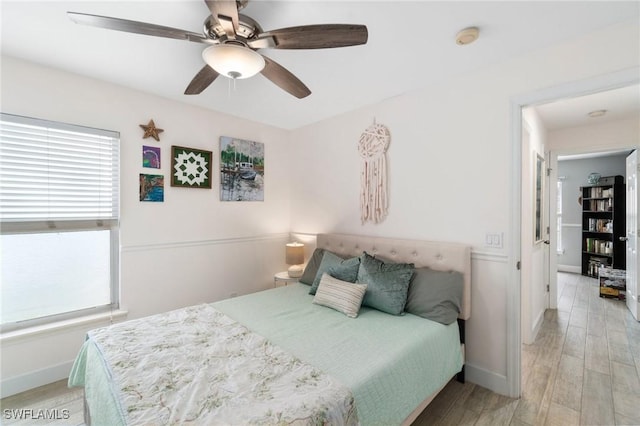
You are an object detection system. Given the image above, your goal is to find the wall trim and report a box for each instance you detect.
[465,363,509,396]
[1,310,127,345]
[471,251,509,263]
[532,309,545,342]
[122,232,290,252]
[1,361,74,399]
[558,265,581,274]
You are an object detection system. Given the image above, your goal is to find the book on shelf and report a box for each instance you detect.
[587,187,613,198]
[588,199,612,211]
[587,218,612,232]
[585,238,613,254]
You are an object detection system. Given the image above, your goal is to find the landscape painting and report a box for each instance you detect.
[219,136,264,201]
[140,174,164,202]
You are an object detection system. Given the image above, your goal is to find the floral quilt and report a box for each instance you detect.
[75,304,358,425]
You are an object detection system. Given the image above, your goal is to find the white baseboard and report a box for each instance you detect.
[558,264,580,274]
[465,363,509,396]
[532,309,545,341]
[1,361,73,398]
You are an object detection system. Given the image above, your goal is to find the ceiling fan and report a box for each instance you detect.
[67,0,368,99]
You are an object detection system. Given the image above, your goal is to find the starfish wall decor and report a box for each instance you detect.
[139,119,164,141]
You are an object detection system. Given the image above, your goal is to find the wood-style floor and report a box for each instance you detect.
[414,272,640,425]
[2,272,639,425]
[0,380,84,426]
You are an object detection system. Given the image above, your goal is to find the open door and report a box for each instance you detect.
[626,150,639,320]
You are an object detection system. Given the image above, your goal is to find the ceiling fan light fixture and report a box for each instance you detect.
[202,44,265,79]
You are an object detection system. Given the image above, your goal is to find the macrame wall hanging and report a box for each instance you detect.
[358,119,390,224]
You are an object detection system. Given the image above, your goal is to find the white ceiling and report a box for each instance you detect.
[533,84,640,131]
[1,1,639,130]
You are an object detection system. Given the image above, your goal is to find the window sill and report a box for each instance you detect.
[0,310,128,344]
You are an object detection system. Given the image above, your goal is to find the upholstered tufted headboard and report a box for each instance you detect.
[316,233,471,320]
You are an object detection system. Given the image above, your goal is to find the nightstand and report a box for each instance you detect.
[274,271,299,288]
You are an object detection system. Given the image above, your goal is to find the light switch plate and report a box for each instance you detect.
[485,232,503,248]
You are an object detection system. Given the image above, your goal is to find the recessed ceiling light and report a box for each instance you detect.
[588,109,608,118]
[456,27,479,46]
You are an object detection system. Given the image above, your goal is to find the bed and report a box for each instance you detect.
[69,233,471,425]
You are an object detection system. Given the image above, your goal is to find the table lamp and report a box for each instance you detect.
[285,242,305,278]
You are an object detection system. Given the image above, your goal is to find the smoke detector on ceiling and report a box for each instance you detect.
[456,27,479,46]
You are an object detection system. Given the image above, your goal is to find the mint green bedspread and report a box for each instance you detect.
[69,283,462,426]
[70,303,357,425]
[214,283,463,426]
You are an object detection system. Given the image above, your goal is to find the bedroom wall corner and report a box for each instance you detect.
[0,56,293,395]
[286,21,638,396]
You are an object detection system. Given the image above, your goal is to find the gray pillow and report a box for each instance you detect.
[405,267,463,325]
[299,248,326,285]
[356,252,415,315]
[309,251,360,295]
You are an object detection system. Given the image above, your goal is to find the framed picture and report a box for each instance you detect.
[534,153,544,243]
[219,136,264,201]
[171,145,212,188]
[140,174,164,202]
[142,145,161,169]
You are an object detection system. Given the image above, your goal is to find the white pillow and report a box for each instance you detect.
[313,273,367,318]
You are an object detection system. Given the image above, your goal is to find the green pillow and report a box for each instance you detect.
[356,252,415,315]
[404,267,463,325]
[299,248,326,285]
[309,251,360,295]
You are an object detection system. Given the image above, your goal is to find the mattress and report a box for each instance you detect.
[69,283,462,425]
[69,303,357,425]
[215,283,463,425]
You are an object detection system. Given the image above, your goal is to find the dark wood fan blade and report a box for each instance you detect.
[184,65,220,94]
[252,24,368,49]
[67,12,207,43]
[260,55,311,99]
[204,0,239,33]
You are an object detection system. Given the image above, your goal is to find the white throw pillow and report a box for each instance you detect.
[313,273,367,318]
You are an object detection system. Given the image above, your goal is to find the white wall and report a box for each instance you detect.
[548,117,639,154]
[288,21,639,394]
[0,56,292,396]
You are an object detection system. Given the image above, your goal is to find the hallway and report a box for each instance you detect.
[518,272,640,425]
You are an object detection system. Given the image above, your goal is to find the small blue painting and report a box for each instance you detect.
[140,174,164,202]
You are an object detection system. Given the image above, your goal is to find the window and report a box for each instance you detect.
[0,113,120,331]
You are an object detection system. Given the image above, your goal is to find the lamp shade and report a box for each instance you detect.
[285,242,304,278]
[202,44,265,79]
[285,242,304,265]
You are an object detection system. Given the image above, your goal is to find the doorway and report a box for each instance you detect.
[508,68,640,398]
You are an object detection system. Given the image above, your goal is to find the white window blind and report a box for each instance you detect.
[0,113,120,232]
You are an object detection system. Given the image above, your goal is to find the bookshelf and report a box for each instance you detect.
[581,175,626,277]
